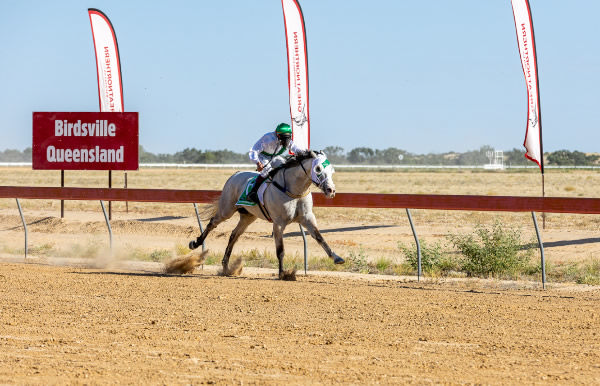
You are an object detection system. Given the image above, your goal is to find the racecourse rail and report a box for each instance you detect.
[3,162,600,169]
[1,186,600,214]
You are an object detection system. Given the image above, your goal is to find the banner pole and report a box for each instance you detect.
[542,173,546,229]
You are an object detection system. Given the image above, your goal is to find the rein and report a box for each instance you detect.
[272,178,310,199]
[267,155,319,199]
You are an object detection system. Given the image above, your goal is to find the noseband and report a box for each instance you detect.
[298,157,325,188]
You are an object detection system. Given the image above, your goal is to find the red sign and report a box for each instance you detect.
[32,112,138,170]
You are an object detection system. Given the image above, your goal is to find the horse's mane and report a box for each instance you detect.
[267,150,321,178]
[285,150,324,168]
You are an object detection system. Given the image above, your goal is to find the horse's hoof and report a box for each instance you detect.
[333,255,345,264]
[279,269,297,281]
[189,240,197,250]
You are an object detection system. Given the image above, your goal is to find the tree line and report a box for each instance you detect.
[1,146,599,166]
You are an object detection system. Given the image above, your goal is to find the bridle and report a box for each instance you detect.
[298,156,326,189]
[269,154,326,199]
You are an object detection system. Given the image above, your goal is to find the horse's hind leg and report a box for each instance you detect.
[300,214,345,264]
[189,208,234,250]
[189,198,239,250]
[222,210,257,274]
[189,217,218,250]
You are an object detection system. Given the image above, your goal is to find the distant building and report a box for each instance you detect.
[484,150,504,170]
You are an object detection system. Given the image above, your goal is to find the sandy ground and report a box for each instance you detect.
[0,257,598,384]
[0,208,600,384]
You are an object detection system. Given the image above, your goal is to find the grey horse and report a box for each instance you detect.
[189,150,345,279]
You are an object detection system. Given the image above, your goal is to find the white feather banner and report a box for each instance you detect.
[511,0,543,171]
[281,0,309,150]
[88,9,124,113]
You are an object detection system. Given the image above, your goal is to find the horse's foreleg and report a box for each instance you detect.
[301,216,345,264]
[222,213,256,271]
[272,223,286,278]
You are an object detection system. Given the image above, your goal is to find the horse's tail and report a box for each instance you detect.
[200,197,220,221]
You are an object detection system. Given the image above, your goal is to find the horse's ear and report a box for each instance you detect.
[309,150,317,158]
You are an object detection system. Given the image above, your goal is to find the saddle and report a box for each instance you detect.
[236,175,267,206]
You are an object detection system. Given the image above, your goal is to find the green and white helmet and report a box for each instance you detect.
[275,123,292,137]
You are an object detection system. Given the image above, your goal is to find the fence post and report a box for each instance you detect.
[406,208,421,281]
[108,171,112,221]
[299,224,308,275]
[124,172,129,214]
[16,199,27,259]
[60,170,64,218]
[193,203,206,252]
[531,211,546,289]
[100,200,113,252]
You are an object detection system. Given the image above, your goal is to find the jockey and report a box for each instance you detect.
[247,123,303,203]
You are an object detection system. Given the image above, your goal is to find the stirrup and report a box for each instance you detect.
[248,191,259,204]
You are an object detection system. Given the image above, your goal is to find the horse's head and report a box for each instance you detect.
[307,150,336,198]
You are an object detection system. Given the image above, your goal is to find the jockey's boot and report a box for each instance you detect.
[248,175,266,204]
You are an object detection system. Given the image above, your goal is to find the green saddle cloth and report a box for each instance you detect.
[236,175,258,206]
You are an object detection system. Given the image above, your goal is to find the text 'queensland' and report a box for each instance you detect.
[32,112,138,170]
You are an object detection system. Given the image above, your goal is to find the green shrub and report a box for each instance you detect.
[547,258,600,285]
[243,248,277,268]
[432,255,462,276]
[375,256,394,274]
[125,247,148,261]
[348,248,370,274]
[578,258,600,285]
[64,241,101,258]
[307,256,336,271]
[175,243,191,256]
[28,243,55,257]
[391,262,415,276]
[203,252,220,265]
[448,221,534,278]
[398,240,449,274]
[149,249,171,262]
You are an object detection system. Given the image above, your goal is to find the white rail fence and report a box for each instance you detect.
[1,162,600,170]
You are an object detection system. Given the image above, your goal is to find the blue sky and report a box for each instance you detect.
[1,0,598,155]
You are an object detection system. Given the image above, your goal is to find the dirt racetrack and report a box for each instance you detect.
[2,167,600,383]
[1,258,599,384]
